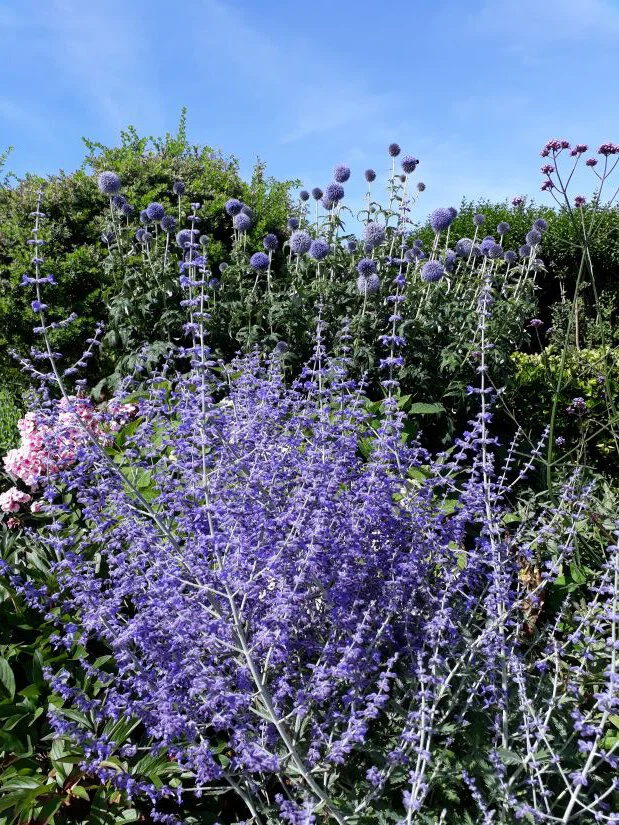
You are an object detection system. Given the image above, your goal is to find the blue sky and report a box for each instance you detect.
[1,0,618,217]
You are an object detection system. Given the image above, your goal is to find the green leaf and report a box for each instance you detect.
[408,402,445,415]
[0,657,15,700]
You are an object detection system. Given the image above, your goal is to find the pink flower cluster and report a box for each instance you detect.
[0,487,31,513]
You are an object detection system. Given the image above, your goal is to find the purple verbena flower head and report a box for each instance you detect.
[388,143,401,157]
[585,158,598,167]
[497,221,510,235]
[401,156,418,175]
[528,318,544,328]
[430,208,454,233]
[364,169,376,183]
[290,230,312,254]
[526,228,542,245]
[250,252,270,271]
[299,190,310,201]
[287,218,300,231]
[333,164,351,183]
[97,171,121,195]
[421,260,445,282]
[225,198,243,216]
[233,213,252,232]
[146,202,166,222]
[309,239,329,261]
[356,257,377,277]
[263,233,279,252]
[311,187,323,201]
[160,215,177,233]
[512,196,524,207]
[173,180,185,196]
[574,195,587,207]
[473,213,485,226]
[325,182,344,203]
[598,142,619,156]
[363,222,386,248]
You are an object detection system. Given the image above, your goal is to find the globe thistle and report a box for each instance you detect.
[421,260,444,282]
[233,213,252,232]
[325,182,344,203]
[357,273,380,295]
[311,187,323,201]
[173,180,185,196]
[533,218,548,232]
[250,252,270,271]
[160,215,177,233]
[273,340,288,354]
[333,164,351,183]
[519,243,532,257]
[101,231,115,244]
[356,257,377,277]
[473,213,485,226]
[299,190,310,201]
[363,221,386,248]
[504,250,517,263]
[176,229,198,248]
[208,277,220,290]
[497,221,510,235]
[448,206,458,220]
[97,171,121,195]
[399,174,406,183]
[413,238,424,249]
[346,239,358,253]
[199,234,209,247]
[263,233,279,252]
[487,243,504,259]
[445,249,457,272]
[287,218,300,231]
[388,143,401,157]
[141,231,153,244]
[321,197,334,210]
[526,229,542,245]
[363,242,374,254]
[225,198,243,216]
[135,228,146,242]
[416,181,426,192]
[146,202,165,222]
[364,169,376,182]
[309,239,329,260]
[455,237,473,257]
[241,205,253,218]
[290,230,312,254]
[429,207,454,233]
[111,194,126,210]
[219,262,228,273]
[121,202,135,218]
[401,155,418,175]
[139,209,149,224]
[480,236,496,255]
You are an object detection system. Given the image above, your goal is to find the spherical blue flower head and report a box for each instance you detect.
[111,194,126,209]
[526,228,542,245]
[444,250,457,273]
[208,277,220,289]
[364,169,376,182]
[504,250,517,263]
[455,237,473,257]
[173,180,185,196]
[176,229,198,248]
[311,187,323,201]
[290,230,312,254]
[487,243,504,259]
[533,218,548,232]
[135,228,145,242]
[97,171,121,195]
[160,215,177,233]
[346,239,358,252]
[363,242,374,254]
[325,182,344,203]
[309,239,329,260]
[263,233,279,251]
[473,213,485,226]
[250,252,270,271]
[241,205,253,218]
[497,221,510,235]
[404,249,415,263]
[299,190,310,201]
[421,260,445,282]
[388,143,401,157]
[448,206,458,220]
[139,209,149,224]
[357,273,380,294]
[430,207,454,233]
[416,181,426,192]
[145,202,165,221]
[413,238,424,249]
[356,257,377,277]
[141,231,153,243]
[471,244,481,258]
[519,243,532,257]
[273,340,288,354]
[401,155,418,174]
[219,262,228,273]
[199,234,209,247]
[480,236,496,256]
[233,213,252,232]
[333,164,351,183]
[363,221,386,248]
[121,202,135,217]
[225,198,243,216]
[287,217,300,230]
